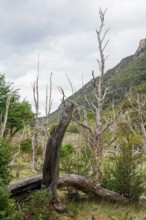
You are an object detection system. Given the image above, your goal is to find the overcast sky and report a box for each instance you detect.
[0,0,146,115]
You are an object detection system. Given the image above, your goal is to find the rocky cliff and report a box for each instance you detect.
[135,39,146,59]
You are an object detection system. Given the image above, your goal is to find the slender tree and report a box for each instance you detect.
[43,73,53,162]
[32,54,40,171]
[1,93,12,138]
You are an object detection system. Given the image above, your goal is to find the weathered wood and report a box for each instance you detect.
[43,101,74,201]
[8,174,127,202]
[9,175,42,197]
[59,174,127,202]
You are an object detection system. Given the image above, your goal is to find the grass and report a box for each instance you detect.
[59,192,146,220]
[9,131,146,219]
[12,189,146,220]
[10,131,79,184]
[10,160,41,183]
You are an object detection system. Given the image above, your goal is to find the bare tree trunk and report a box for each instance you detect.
[43,101,74,202]
[1,93,12,138]
[92,9,109,182]
[127,92,146,153]
[43,73,53,162]
[32,54,40,171]
[141,122,146,153]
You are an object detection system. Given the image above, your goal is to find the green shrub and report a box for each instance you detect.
[0,179,11,219]
[67,123,79,133]
[20,138,32,154]
[101,140,145,201]
[0,139,22,220]
[0,179,22,220]
[60,143,75,158]
[20,190,56,220]
[60,144,94,179]
[0,139,12,184]
[37,144,43,156]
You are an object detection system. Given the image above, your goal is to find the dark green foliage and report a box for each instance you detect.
[0,140,21,220]
[0,73,34,138]
[19,190,56,220]
[0,139,12,184]
[0,181,22,220]
[6,100,34,138]
[101,140,145,201]
[20,138,32,154]
[37,144,43,156]
[0,179,12,219]
[0,186,55,220]
[67,123,79,133]
[60,144,94,179]
[60,143,75,158]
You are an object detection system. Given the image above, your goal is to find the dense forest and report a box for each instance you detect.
[0,9,146,220]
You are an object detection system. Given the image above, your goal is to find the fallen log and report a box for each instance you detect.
[8,175,42,197]
[8,174,127,202]
[59,174,127,202]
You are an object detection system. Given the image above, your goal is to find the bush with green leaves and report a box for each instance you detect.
[0,73,34,139]
[101,139,145,201]
[0,179,22,220]
[0,139,12,184]
[60,144,94,179]
[0,187,56,220]
[19,189,56,220]
[67,123,79,133]
[0,139,22,219]
[20,138,32,154]
[0,179,12,219]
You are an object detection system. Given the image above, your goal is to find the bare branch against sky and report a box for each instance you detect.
[0,0,146,114]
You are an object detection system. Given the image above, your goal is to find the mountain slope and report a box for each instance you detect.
[49,39,146,122]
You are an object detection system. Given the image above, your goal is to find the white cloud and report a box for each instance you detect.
[0,0,146,115]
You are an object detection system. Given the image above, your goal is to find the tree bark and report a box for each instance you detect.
[1,93,12,138]
[32,71,39,171]
[42,101,74,201]
[8,174,127,202]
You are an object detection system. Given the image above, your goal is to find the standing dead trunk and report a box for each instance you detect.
[32,55,40,171]
[1,93,12,138]
[43,73,53,163]
[42,101,74,202]
[141,122,146,153]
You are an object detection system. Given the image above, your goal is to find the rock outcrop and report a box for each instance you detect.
[135,39,146,59]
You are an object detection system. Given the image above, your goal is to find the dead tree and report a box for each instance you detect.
[90,8,109,182]
[42,72,53,162]
[1,93,12,138]
[126,91,146,153]
[42,100,74,204]
[32,54,40,171]
[73,9,118,183]
[64,9,119,183]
